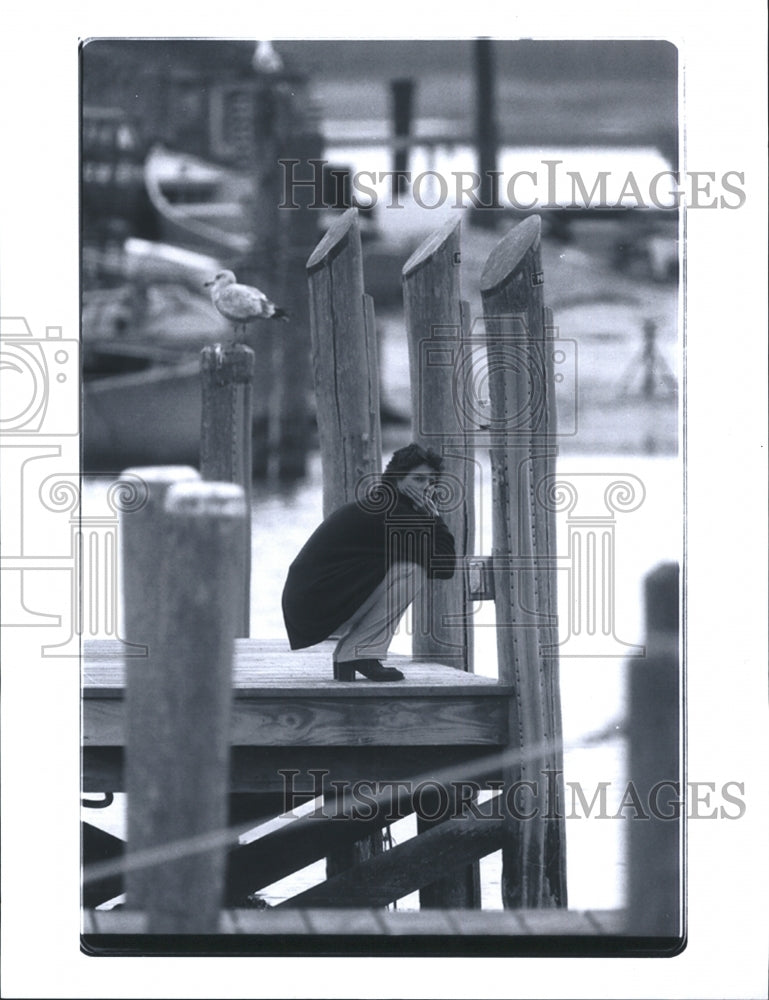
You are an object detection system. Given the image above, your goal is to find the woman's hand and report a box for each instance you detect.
[401,482,440,518]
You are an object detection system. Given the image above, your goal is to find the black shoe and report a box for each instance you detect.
[333,659,405,682]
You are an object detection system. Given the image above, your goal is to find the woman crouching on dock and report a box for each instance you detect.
[281,443,456,681]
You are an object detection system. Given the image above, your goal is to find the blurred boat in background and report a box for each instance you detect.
[81,239,232,471]
[83,344,202,470]
[143,145,253,259]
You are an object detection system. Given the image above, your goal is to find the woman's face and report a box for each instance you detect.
[397,462,439,503]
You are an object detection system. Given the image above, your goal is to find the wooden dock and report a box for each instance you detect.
[83,636,521,917]
[83,637,512,792]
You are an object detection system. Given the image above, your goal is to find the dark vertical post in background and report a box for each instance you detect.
[474,37,500,226]
[274,86,324,482]
[390,78,415,195]
[247,62,321,482]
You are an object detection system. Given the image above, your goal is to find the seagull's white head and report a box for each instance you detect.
[204,269,237,289]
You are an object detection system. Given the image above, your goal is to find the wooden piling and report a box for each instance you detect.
[125,480,247,934]
[628,562,681,939]
[402,217,476,672]
[480,215,567,908]
[306,207,384,878]
[306,207,382,516]
[403,218,480,908]
[200,343,254,637]
[120,465,200,914]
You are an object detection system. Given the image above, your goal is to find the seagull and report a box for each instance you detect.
[205,270,289,341]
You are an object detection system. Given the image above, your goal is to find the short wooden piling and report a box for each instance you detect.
[480,215,567,908]
[402,217,476,672]
[306,207,382,516]
[125,480,247,934]
[120,465,200,914]
[200,343,255,637]
[628,562,681,938]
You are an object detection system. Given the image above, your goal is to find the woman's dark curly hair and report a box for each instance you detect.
[381,443,443,485]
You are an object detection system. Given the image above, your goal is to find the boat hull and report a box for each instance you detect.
[83,359,202,471]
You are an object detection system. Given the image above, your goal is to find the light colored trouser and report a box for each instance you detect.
[333,561,424,663]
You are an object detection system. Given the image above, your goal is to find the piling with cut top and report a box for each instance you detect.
[480,215,567,908]
[124,480,247,934]
[306,207,382,517]
[306,207,384,877]
[200,343,254,636]
[402,217,476,673]
[402,217,480,908]
[628,562,681,939]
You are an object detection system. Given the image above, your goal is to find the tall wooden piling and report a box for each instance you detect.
[306,207,382,515]
[628,562,681,939]
[480,215,567,908]
[125,481,247,934]
[403,218,480,908]
[306,207,383,876]
[402,217,476,672]
[200,343,254,637]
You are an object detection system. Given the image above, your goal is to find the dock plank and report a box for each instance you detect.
[83,639,509,698]
[83,639,512,749]
[84,695,508,747]
[83,907,628,937]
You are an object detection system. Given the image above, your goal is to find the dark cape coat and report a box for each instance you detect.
[281,492,456,650]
